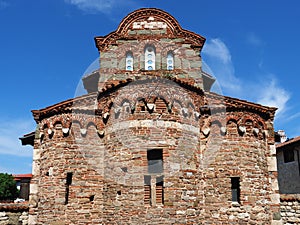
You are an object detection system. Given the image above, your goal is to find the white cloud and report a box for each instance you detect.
[256,78,290,116]
[65,0,114,13]
[65,0,137,14]
[202,38,290,121]
[0,119,35,157]
[286,111,300,121]
[203,38,231,64]
[202,38,242,95]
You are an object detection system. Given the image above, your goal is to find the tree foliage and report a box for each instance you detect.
[0,173,18,200]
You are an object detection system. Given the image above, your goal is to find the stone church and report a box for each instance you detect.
[25,8,282,224]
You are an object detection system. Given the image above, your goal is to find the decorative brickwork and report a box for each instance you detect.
[27,8,281,224]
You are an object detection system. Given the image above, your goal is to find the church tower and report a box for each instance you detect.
[28,8,281,224]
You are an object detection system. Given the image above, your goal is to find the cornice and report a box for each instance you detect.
[205,92,277,120]
[31,92,98,123]
[94,8,206,52]
[32,75,276,123]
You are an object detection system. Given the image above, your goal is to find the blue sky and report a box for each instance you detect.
[0,0,299,174]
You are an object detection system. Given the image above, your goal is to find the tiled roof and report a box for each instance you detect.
[276,136,300,148]
[13,174,32,180]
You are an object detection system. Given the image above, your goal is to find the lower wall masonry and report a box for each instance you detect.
[0,203,29,225]
[1,196,299,224]
[281,194,300,224]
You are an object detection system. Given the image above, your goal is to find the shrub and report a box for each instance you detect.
[0,173,18,201]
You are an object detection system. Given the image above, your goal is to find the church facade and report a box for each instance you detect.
[27,8,281,224]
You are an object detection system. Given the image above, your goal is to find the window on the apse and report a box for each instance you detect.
[167,51,174,70]
[145,46,155,70]
[125,51,133,71]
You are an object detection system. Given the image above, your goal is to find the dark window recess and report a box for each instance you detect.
[144,175,151,205]
[284,149,295,163]
[65,172,73,205]
[156,176,164,205]
[66,172,73,185]
[140,105,146,111]
[121,167,128,172]
[147,149,163,174]
[89,195,95,202]
[231,177,240,203]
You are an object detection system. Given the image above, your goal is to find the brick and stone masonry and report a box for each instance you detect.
[26,8,281,224]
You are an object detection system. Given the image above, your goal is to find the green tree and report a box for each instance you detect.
[0,173,18,201]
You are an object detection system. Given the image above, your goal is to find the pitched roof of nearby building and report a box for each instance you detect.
[13,174,32,181]
[276,136,300,148]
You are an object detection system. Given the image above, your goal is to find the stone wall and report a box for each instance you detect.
[98,38,205,92]
[0,203,29,225]
[28,80,280,224]
[281,194,300,224]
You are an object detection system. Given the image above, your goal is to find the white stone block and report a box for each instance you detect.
[30,183,38,194]
[270,145,276,155]
[267,157,277,171]
[28,215,37,225]
[270,193,280,204]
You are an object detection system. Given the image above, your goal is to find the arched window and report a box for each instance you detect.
[145,46,155,70]
[126,52,133,71]
[167,51,174,70]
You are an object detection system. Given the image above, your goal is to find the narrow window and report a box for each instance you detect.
[284,149,295,163]
[231,177,240,203]
[65,172,73,205]
[145,149,164,206]
[145,46,155,70]
[167,51,174,70]
[147,149,163,174]
[126,51,133,71]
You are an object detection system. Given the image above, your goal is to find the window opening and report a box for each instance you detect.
[145,149,164,206]
[145,46,155,70]
[167,51,174,70]
[147,149,163,174]
[126,52,133,71]
[284,149,295,163]
[65,172,73,205]
[231,177,240,203]
[89,195,95,202]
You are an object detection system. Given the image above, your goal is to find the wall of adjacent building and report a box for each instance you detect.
[277,148,300,193]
